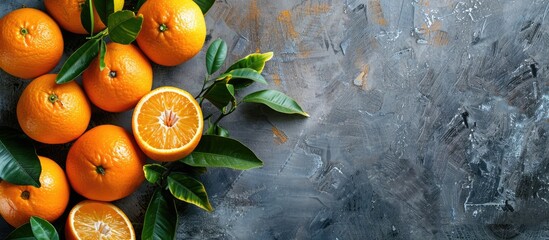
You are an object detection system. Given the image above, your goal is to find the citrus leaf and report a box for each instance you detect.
[30,217,59,240]
[143,164,167,184]
[56,38,101,84]
[5,222,34,240]
[204,81,235,110]
[193,0,215,14]
[0,127,41,187]
[80,0,94,35]
[206,39,227,75]
[167,173,212,211]
[99,38,107,71]
[142,189,178,240]
[94,0,115,25]
[225,52,273,74]
[205,122,229,137]
[108,10,143,44]
[180,135,263,170]
[217,68,267,89]
[243,89,309,117]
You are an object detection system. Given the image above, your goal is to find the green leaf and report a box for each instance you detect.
[243,89,309,117]
[217,68,267,88]
[5,222,34,240]
[193,0,215,14]
[108,10,144,44]
[0,127,41,187]
[204,81,235,110]
[167,173,212,211]
[206,39,227,75]
[94,0,115,26]
[143,164,167,184]
[99,38,107,71]
[30,217,59,240]
[80,0,94,35]
[56,38,101,84]
[205,122,229,137]
[181,135,263,170]
[135,0,147,11]
[142,189,178,240]
[225,52,273,74]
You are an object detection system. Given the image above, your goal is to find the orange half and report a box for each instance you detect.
[65,200,135,240]
[132,86,203,161]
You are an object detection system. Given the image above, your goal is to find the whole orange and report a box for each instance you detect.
[17,74,91,144]
[66,124,146,201]
[0,156,70,228]
[137,0,206,66]
[0,8,63,79]
[82,42,153,112]
[44,0,124,34]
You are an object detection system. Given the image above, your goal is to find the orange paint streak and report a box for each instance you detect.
[278,10,299,39]
[248,0,261,49]
[272,127,288,144]
[272,73,282,86]
[432,30,449,46]
[369,0,387,26]
[420,20,449,46]
[304,3,331,15]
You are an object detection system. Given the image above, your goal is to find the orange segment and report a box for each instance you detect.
[66,200,135,240]
[132,86,203,162]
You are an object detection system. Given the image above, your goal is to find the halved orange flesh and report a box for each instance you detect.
[65,200,135,240]
[132,86,203,161]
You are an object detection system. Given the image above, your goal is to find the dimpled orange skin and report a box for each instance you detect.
[0,156,70,228]
[66,125,146,202]
[0,8,63,79]
[16,74,92,144]
[137,0,206,66]
[82,42,153,112]
[44,0,123,34]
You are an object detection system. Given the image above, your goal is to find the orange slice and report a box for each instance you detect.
[65,200,135,240]
[132,86,204,162]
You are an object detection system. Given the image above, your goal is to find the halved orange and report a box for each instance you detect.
[65,200,135,240]
[132,86,203,162]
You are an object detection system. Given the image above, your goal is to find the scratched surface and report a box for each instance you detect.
[2,0,549,239]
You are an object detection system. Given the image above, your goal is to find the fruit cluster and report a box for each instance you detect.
[0,0,207,238]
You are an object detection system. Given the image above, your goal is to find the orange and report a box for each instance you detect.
[65,200,135,240]
[132,86,203,162]
[44,0,124,34]
[17,74,91,144]
[137,0,207,66]
[82,42,153,112]
[0,8,63,79]
[66,124,145,201]
[0,156,70,228]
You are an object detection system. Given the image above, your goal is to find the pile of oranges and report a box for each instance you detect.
[0,0,207,238]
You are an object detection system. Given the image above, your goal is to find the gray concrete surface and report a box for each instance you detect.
[2,0,549,239]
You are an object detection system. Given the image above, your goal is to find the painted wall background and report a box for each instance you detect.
[2,0,549,239]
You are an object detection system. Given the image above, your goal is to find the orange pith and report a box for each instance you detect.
[132,86,203,162]
[66,200,135,240]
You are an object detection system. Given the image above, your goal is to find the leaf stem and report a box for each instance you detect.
[88,0,94,37]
